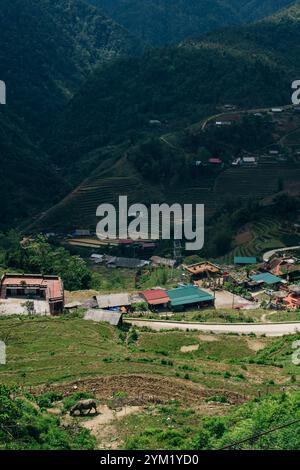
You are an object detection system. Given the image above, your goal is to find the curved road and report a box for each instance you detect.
[263,245,300,262]
[127,318,300,337]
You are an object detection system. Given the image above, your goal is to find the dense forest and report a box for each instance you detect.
[89,0,294,45]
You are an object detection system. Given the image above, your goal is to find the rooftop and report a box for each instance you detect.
[184,261,220,275]
[250,272,283,285]
[234,256,257,265]
[84,309,122,326]
[166,285,214,307]
[95,293,131,309]
[0,273,63,301]
[141,289,170,305]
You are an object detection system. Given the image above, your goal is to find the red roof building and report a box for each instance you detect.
[0,274,64,315]
[141,289,170,308]
[208,158,223,165]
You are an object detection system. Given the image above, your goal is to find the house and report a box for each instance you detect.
[106,256,149,269]
[90,254,104,264]
[268,257,300,281]
[72,229,91,237]
[84,309,123,326]
[283,286,300,310]
[250,272,283,287]
[241,156,257,167]
[208,158,223,165]
[141,289,170,311]
[95,293,131,311]
[150,256,177,268]
[215,121,232,126]
[184,261,221,280]
[234,256,257,265]
[0,274,64,315]
[166,285,214,311]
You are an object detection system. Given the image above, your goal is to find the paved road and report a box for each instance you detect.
[263,245,300,262]
[127,318,300,337]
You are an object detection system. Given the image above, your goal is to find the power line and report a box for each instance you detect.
[218,417,300,450]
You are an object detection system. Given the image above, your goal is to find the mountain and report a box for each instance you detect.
[33,3,300,232]
[0,0,142,132]
[47,2,300,170]
[88,0,294,45]
[0,108,65,229]
[0,0,144,229]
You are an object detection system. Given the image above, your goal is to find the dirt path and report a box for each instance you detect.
[82,405,142,449]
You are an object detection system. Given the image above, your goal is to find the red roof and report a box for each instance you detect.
[1,274,63,301]
[209,158,223,164]
[141,289,170,305]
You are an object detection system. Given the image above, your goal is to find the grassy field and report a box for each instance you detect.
[130,308,267,323]
[1,315,300,450]
[0,316,299,400]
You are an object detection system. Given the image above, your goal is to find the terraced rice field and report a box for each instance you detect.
[215,217,290,264]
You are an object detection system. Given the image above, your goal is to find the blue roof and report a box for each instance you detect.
[166,285,214,307]
[250,272,283,285]
[234,256,257,265]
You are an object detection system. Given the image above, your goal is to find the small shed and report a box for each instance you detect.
[84,309,123,326]
[150,256,177,268]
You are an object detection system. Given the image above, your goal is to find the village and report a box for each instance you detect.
[1,243,299,329]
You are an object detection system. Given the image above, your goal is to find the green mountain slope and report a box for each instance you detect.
[34,4,300,232]
[0,0,142,132]
[0,108,65,229]
[48,3,300,169]
[88,0,294,45]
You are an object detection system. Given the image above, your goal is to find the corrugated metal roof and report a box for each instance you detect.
[234,256,257,265]
[84,309,122,326]
[166,285,214,307]
[250,272,283,285]
[95,293,131,309]
[141,289,170,305]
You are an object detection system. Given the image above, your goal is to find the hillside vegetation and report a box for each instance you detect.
[48,4,300,168]
[89,0,294,45]
[0,0,142,132]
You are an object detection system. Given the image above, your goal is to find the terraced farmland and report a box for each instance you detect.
[215,217,292,264]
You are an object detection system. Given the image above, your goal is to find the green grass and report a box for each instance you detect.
[131,308,266,323]
[0,316,299,399]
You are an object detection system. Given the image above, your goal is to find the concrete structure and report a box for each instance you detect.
[0,274,64,315]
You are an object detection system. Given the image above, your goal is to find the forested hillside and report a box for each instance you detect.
[0,0,142,132]
[88,0,294,44]
[47,3,300,170]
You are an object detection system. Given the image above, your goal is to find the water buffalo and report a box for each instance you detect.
[70,399,97,416]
